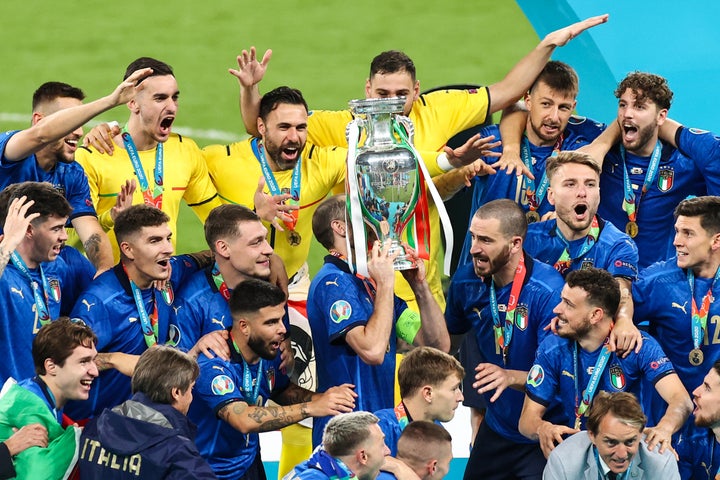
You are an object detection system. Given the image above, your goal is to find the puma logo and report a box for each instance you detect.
[671,301,688,315]
[325,278,339,287]
[128,317,138,323]
[10,287,24,299]
[82,299,95,311]
[172,305,182,315]
[211,317,225,327]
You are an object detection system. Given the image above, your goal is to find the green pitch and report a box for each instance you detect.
[0,0,538,271]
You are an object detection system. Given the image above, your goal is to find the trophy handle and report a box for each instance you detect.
[394,115,415,145]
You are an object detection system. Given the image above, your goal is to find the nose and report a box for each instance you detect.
[278,321,287,337]
[286,128,300,143]
[383,443,391,456]
[457,389,464,402]
[672,232,682,247]
[549,106,560,122]
[89,360,100,378]
[469,238,482,256]
[162,238,174,255]
[59,227,68,242]
[262,239,274,256]
[692,385,701,399]
[552,301,562,315]
[73,125,84,137]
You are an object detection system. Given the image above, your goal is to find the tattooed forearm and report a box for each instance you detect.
[275,383,314,405]
[0,247,11,277]
[220,400,309,433]
[83,233,103,266]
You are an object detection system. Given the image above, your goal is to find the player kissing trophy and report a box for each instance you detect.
[345,96,452,277]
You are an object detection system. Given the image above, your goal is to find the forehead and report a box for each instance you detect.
[135,223,172,239]
[234,220,267,241]
[561,284,589,303]
[551,162,599,183]
[66,342,97,360]
[704,369,720,388]
[140,75,178,95]
[675,215,705,232]
[369,71,415,90]
[597,413,642,437]
[35,213,69,228]
[41,96,83,115]
[529,81,576,102]
[252,303,286,322]
[618,88,655,107]
[469,216,504,236]
[265,103,308,125]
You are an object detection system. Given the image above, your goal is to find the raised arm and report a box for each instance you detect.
[344,240,398,365]
[3,68,152,162]
[0,196,40,277]
[644,373,693,453]
[71,216,114,273]
[230,47,272,137]
[487,15,609,113]
[519,395,578,458]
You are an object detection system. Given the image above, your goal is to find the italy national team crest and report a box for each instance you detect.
[527,365,544,387]
[211,375,235,395]
[657,168,674,192]
[329,300,352,324]
[48,279,61,303]
[160,282,174,305]
[609,365,626,390]
[515,305,529,331]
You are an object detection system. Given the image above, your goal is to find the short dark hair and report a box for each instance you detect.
[124,57,174,83]
[204,204,261,253]
[587,391,646,435]
[313,194,346,250]
[114,205,170,244]
[131,345,199,404]
[370,51,416,81]
[565,268,620,319]
[33,317,97,375]
[530,61,579,98]
[713,360,720,378]
[398,347,464,398]
[674,196,720,236]
[546,150,601,183]
[32,82,85,111]
[228,278,286,319]
[0,181,72,226]
[615,72,673,111]
[323,411,380,457]
[396,421,452,467]
[472,199,527,239]
[258,86,308,122]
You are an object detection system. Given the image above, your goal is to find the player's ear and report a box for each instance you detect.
[119,241,134,260]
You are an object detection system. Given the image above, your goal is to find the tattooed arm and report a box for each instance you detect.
[0,196,40,277]
[71,216,113,274]
[217,382,357,434]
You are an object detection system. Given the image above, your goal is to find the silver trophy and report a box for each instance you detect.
[346,97,420,270]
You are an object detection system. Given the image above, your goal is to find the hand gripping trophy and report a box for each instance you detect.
[345,97,453,277]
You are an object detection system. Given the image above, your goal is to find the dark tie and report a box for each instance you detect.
[607,472,618,480]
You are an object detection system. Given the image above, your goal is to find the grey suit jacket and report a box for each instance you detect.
[543,431,680,480]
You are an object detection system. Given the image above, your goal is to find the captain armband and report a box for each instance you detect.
[396,308,422,345]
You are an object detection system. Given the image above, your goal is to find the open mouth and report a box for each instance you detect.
[65,138,79,149]
[157,259,170,267]
[574,204,588,217]
[160,116,174,135]
[622,123,638,142]
[281,146,300,161]
[80,379,93,389]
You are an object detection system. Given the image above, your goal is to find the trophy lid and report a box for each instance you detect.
[349,97,406,115]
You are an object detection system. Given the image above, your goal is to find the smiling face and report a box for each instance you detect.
[245,304,287,361]
[27,214,69,267]
[588,414,641,474]
[616,88,666,157]
[547,162,600,240]
[693,367,720,429]
[222,220,273,282]
[524,81,576,147]
[120,223,174,288]
[365,70,419,116]
[34,96,84,164]
[257,103,307,171]
[674,215,720,275]
[128,74,178,148]
[553,284,596,340]
[45,342,99,408]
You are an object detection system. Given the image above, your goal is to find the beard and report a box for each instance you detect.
[247,333,277,361]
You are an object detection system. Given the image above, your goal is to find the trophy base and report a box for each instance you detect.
[389,244,417,271]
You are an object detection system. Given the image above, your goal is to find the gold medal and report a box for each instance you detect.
[625,221,639,238]
[689,348,704,366]
[287,230,302,246]
[526,210,540,223]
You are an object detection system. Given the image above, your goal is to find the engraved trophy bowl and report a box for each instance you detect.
[348,97,420,270]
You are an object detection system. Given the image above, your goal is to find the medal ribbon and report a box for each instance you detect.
[329,251,376,301]
[687,266,720,350]
[619,141,662,223]
[574,339,612,425]
[211,262,232,301]
[554,216,600,274]
[488,252,527,362]
[121,127,164,209]
[521,133,563,211]
[251,138,301,232]
[122,263,159,348]
[10,252,51,326]
[229,331,265,405]
[394,401,411,431]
